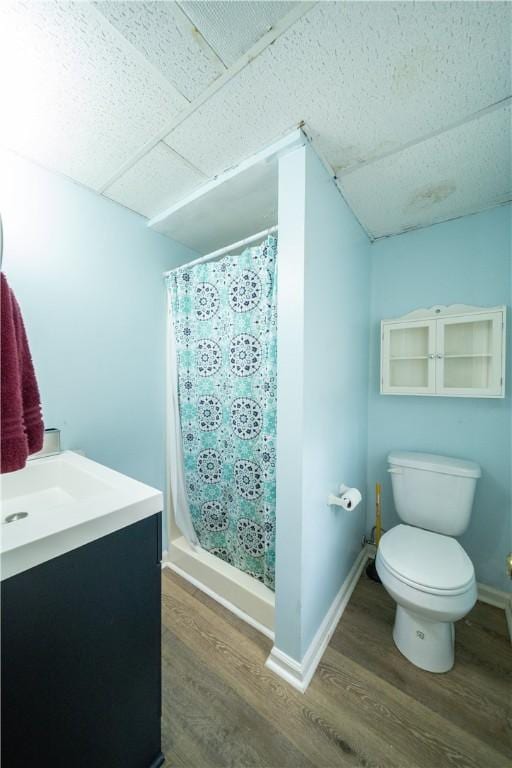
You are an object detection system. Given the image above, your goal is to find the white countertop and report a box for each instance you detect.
[1,451,163,580]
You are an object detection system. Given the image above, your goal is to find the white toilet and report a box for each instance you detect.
[376,451,481,674]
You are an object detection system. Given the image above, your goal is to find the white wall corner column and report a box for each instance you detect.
[273,144,307,664]
[268,141,371,692]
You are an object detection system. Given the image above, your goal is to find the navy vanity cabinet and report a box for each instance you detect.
[1,513,164,768]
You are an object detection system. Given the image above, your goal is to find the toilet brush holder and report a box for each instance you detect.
[366,557,381,582]
[366,482,382,583]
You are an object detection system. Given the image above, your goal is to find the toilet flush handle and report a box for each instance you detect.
[387,467,402,474]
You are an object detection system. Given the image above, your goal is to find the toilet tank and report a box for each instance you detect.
[387,451,481,536]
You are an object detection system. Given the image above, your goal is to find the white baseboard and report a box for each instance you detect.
[477,582,512,643]
[265,545,371,693]
[265,646,308,691]
[477,582,511,608]
[162,561,275,641]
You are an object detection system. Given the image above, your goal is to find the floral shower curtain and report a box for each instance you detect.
[166,236,277,589]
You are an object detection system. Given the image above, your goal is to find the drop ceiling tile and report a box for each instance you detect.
[104,143,206,219]
[339,104,512,239]
[0,1,187,190]
[95,1,225,101]
[179,1,298,66]
[165,2,511,178]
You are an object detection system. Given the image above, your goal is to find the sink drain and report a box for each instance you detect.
[4,512,29,523]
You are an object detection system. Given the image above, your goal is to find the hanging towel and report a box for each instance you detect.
[1,273,44,473]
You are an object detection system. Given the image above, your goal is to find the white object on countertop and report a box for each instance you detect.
[27,427,61,461]
[0,451,163,580]
[327,484,362,511]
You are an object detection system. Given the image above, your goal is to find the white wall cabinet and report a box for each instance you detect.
[381,305,506,398]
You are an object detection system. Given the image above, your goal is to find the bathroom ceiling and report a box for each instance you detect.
[0,1,510,241]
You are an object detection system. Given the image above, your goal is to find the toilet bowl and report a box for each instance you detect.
[376,525,476,672]
[378,451,481,673]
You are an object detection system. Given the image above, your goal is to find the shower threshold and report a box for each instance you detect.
[164,535,275,639]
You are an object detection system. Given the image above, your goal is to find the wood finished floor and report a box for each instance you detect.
[161,569,511,768]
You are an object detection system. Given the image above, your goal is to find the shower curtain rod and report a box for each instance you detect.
[163,225,278,277]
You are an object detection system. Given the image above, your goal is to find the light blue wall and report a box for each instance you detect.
[301,145,371,652]
[367,205,512,592]
[275,143,371,660]
[0,150,197,498]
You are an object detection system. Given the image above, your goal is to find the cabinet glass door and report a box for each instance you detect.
[382,320,436,394]
[436,312,503,396]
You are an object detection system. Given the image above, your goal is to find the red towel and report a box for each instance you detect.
[1,273,44,473]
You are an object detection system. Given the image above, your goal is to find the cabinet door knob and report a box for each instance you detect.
[436,354,443,359]
[428,354,435,359]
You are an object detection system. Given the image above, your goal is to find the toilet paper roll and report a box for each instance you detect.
[339,487,362,511]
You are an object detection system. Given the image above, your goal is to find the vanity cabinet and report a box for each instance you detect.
[1,513,164,768]
[381,305,506,398]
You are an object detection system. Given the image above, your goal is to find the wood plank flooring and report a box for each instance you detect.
[161,568,511,768]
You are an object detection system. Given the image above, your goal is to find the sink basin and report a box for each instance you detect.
[0,451,163,580]
[2,456,112,518]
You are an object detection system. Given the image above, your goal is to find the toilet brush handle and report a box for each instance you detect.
[375,483,382,547]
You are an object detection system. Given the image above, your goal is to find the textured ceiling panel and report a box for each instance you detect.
[0,0,509,238]
[95,1,225,101]
[179,1,298,66]
[0,1,187,190]
[104,143,206,219]
[151,159,279,254]
[339,105,512,239]
[165,2,511,179]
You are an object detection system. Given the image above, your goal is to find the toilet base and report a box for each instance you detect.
[392,605,455,673]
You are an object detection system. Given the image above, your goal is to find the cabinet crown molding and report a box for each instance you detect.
[383,304,505,324]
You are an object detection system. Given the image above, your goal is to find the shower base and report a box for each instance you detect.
[164,535,275,638]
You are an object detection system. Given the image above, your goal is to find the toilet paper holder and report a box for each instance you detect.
[327,484,362,511]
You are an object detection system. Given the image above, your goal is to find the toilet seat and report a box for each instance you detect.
[378,524,475,596]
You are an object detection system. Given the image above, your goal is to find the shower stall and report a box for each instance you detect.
[165,232,278,635]
[151,131,371,686]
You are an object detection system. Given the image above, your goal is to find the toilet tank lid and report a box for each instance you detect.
[387,451,481,478]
